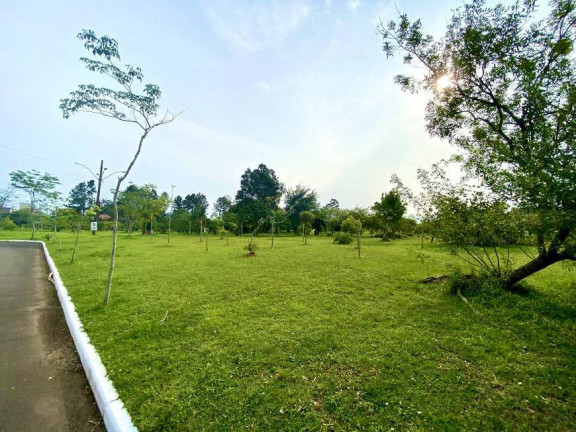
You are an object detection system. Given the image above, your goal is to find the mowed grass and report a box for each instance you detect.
[2,229,575,430]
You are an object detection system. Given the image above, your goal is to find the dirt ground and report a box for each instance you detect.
[0,242,104,431]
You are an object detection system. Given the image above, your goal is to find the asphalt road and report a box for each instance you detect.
[0,242,104,431]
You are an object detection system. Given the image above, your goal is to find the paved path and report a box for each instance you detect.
[0,242,104,431]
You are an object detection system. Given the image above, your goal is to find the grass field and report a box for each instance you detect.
[2,229,575,430]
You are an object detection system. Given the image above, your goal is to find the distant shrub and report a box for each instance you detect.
[341,216,359,234]
[3,218,17,231]
[333,232,352,244]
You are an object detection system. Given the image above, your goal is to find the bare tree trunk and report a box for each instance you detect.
[504,228,574,287]
[271,219,275,248]
[71,213,85,263]
[105,130,149,306]
[357,222,361,259]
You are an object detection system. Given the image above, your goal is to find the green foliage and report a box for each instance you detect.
[67,180,96,215]
[213,195,232,217]
[244,242,259,253]
[340,216,359,234]
[232,164,283,229]
[9,169,61,212]
[285,185,319,232]
[235,164,283,205]
[397,217,418,237]
[118,184,169,234]
[382,0,576,285]
[372,190,406,239]
[3,218,17,231]
[333,231,353,244]
[60,30,163,124]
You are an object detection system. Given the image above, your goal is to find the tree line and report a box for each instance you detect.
[2,164,413,241]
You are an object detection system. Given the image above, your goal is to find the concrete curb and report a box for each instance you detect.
[2,240,137,432]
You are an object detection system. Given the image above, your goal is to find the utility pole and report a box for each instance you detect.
[75,161,124,235]
[91,160,105,235]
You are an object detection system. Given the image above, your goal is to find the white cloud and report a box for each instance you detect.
[204,1,310,53]
[347,0,360,11]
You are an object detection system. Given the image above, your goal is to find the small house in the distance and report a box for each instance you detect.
[99,213,112,221]
[0,207,13,214]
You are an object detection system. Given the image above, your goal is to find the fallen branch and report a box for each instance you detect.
[456,288,483,317]
[160,310,169,325]
[419,275,448,284]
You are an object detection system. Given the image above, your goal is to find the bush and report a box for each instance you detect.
[3,218,17,231]
[341,216,359,234]
[333,232,352,244]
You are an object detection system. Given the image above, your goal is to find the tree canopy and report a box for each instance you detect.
[233,164,283,229]
[67,180,96,215]
[381,0,576,285]
[9,169,61,213]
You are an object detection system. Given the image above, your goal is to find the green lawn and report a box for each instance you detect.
[2,229,575,430]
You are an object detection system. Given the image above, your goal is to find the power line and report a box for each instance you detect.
[0,143,76,167]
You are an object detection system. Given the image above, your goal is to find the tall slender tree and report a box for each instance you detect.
[60,30,175,305]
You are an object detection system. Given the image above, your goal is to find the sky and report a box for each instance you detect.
[1,0,472,213]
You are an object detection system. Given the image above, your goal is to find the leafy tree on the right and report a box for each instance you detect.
[380,0,576,287]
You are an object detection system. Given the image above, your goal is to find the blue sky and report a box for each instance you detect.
[1,0,469,212]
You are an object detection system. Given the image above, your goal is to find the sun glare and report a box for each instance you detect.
[436,75,452,91]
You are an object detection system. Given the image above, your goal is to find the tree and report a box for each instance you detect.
[299,211,315,245]
[67,180,96,215]
[213,195,232,217]
[284,184,319,233]
[60,29,175,305]
[233,164,283,230]
[118,184,168,235]
[341,215,360,234]
[320,203,344,235]
[325,198,340,210]
[372,191,406,240]
[380,0,576,286]
[0,186,15,210]
[9,170,61,239]
[235,164,283,204]
[183,193,209,238]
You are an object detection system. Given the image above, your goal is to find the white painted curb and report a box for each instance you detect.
[3,240,137,432]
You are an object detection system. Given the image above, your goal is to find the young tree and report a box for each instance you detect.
[9,170,61,239]
[380,0,576,286]
[372,191,406,240]
[67,180,96,215]
[299,210,315,245]
[60,29,175,305]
